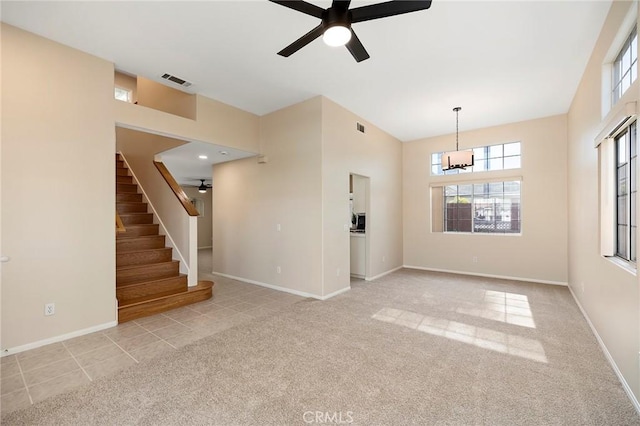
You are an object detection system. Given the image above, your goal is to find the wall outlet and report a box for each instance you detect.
[337,268,340,277]
[276,266,281,274]
[472,256,478,263]
[581,282,585,292]
[44,303,55,316]
[276,224,281,232]
[382,255,386,262]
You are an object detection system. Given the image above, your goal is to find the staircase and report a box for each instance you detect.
[115,154,213,322]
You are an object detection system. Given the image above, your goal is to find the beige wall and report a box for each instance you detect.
[403,114,568,284]
[183,186,213,249]
[115,92,260,155]
[137,77,196,120]
[567,0,640,401]
[321,98,403,294]
[1,24,116,349]
[211,97,403,298]
[212,97,324,296]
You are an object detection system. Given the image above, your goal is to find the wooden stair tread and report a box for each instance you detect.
[116,260,178,272]
[116,274,187,290]
[116,247,170,255]
[116,234,163,240]
[119,281,213,308]
[117,281,214,322]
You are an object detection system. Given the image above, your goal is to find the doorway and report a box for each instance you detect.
[349,173,370,280]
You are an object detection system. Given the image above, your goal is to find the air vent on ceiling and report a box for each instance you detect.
[356,122,366,134]
[161,73,192,88]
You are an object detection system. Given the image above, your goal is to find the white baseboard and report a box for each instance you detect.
[568,285,640,415]
[211,271,351,301]
[2,320,118,357]
[403,265,568,286]
[366,266,403,282]
[212,271,321,299]
[321,286,351,300]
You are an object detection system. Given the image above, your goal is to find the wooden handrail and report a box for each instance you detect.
[116,211,126,234]
[153,161,200,217]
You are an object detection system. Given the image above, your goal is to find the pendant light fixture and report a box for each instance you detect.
[441,107,474,171]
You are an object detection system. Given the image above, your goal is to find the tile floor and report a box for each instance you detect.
[1,267,306,416]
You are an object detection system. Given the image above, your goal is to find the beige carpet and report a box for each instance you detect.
[3,269,639,425]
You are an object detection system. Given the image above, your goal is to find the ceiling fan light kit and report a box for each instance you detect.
[269,0,433,62]
[442,107,474,171]
[323,25,351,47]
[198,179,209,193]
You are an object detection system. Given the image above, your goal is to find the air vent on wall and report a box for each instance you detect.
[356,122,366,133]
[161,73,192,88]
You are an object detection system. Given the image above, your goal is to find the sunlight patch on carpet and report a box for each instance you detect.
[372,306,547,363]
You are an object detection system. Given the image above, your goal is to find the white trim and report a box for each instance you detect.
[187,215,198,287]
[212,271,321,299]
[429,174,523,187]
[2,320,118,357]
[365,265,403,282]
[568,286,640,415]
[596,102,638,147]
[403,265,567,286]
[322,286,351,300]
[118,152,190,276]
[211,271,349,301]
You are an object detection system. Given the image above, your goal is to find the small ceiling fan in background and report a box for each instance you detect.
[268,0,433,62]
[183,179,212,193]
[196,179,212,193]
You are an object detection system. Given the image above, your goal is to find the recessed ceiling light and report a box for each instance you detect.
[219,151,228,156]
[198,155,208,159]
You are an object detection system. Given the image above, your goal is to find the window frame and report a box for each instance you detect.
[612,25,638,106]
[431,141,521,176]
[435,179,522,236]
[114,86,132,103]
[614,121,637,265]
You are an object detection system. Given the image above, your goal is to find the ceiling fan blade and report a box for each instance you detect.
[277,24,325,57]
[268,0,325,19]
[350,0,432,23]
[332,1,351,12]
[345,29,370,62]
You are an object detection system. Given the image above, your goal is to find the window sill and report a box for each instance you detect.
[604,256,637,276]
[442,232,522,237]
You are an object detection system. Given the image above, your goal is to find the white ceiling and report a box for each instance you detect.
[1,0,611,141]
[158,141,255,187]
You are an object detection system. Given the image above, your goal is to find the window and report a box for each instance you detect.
[613,26,637,104]
[615,122,637,263]
[431,142,521,176]
[438,180,521,234]
[114,87,132,103]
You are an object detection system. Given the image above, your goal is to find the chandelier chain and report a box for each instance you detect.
[456,110,459,151]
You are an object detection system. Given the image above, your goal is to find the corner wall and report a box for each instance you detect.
[212,97,324,296]
[403,114,569,284]
[321,98,403,295]
[1,24,116,349]
[567,0,640,402]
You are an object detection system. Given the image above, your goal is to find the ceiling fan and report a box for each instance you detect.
[268,0,433,62]
[197,179,212,193]
[184,179,212,193]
